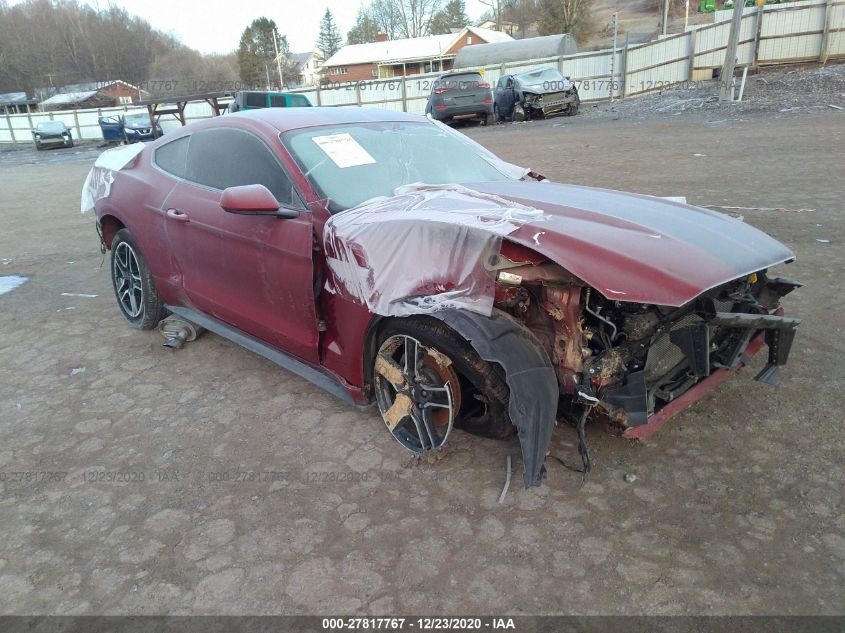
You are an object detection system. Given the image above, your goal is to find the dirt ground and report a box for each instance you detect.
[0,105,843,617]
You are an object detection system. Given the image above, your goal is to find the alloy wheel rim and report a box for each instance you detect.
[374,334,459,453]
[113,242,143,318]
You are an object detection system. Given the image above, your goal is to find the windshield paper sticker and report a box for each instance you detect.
[312,133,376,169]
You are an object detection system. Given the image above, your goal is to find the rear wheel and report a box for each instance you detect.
[373,317,514,453]
[110,229,166,329]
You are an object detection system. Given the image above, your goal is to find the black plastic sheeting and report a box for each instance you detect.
[434,309,559,487]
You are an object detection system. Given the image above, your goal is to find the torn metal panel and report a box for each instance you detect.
[433,309,559,488]
[322,184,547,317]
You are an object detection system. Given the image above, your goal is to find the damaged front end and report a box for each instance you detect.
[492,257,801,440]
[519,87,579,120]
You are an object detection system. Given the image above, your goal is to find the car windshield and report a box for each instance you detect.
[124,113,150,125]
[283,121,517,212]
[514,68,564,87]
[436,73,484,91]
[36,121,66,133]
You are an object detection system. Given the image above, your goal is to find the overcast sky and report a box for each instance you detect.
[23,0,492,55]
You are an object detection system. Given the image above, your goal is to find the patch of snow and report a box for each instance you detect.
[0,275,27,295]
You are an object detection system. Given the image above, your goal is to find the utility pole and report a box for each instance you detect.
[719,0,745,101]
[610,12,618,101]
[272,29,284,89]
[684,0,690,31]
[661,0,670,35]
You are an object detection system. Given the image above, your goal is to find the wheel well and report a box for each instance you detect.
[99,215,125,249]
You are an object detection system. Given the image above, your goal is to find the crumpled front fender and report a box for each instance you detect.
[433,309,559,488]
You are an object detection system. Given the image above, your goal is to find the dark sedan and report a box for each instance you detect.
[425,71,494,126]
[32,121,73,150]
[494,67,579,122]
[123,113,163,142]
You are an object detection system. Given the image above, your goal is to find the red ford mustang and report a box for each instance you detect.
[84,107,800,486]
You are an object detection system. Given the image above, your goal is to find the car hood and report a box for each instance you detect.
[463,180,795,306]
[516,78,573,94]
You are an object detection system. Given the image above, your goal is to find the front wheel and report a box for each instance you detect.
[373,317,514,453]
[110,229,166,329]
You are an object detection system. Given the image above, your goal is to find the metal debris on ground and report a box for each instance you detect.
[703,205,816,213]
[498,455,512,504]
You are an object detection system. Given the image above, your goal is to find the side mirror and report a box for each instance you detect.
[220,184,298,218]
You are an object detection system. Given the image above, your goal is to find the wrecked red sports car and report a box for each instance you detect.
[83,107,800,487]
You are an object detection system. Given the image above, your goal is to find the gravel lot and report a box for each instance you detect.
[0,103,843,616]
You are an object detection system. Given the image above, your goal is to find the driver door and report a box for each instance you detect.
[495,76,516,117]
[160,126,319,363]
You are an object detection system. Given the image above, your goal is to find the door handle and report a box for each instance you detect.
[166,208,189,222]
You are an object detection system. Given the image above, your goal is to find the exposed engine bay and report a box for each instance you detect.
[490,241,801,435]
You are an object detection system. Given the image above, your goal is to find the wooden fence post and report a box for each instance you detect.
[819,0,834,65]
[753,2,765,68]
[688,29,698,81]
[719,1,745,101]
[5,110,16,143]
[401,76,407,112]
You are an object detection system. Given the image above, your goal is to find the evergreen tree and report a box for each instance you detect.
[430,0,470,35]
[347,8,381,44]
[316,8,343,59]
[237,18,300,88]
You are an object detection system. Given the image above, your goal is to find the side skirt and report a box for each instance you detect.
[165,305,364,408]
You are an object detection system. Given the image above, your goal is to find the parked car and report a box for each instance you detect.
[425,71,494,125]
[98,114,163,144]
[123,113,163,142]
[495,67,579,122]
[32,121,73,150]
[86,108,799,487]
[227,90,312,113]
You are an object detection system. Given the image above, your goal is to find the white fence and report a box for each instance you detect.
[1,0,843,144]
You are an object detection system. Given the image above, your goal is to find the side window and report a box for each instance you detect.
[269,95,287,107]
[290,95,310,107]
[153,135,190,178]
[244,92,266,108]
[184,128,299,207]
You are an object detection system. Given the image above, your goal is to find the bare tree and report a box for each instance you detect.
[537,0,595,43]
[370,0,445,39]
[479,0,503,29]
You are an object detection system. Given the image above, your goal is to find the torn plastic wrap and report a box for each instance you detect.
[323,183,546,317]
[80,142,146,214]
[323,183,558,487]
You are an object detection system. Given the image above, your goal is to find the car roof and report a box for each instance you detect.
[223,107,427,133]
